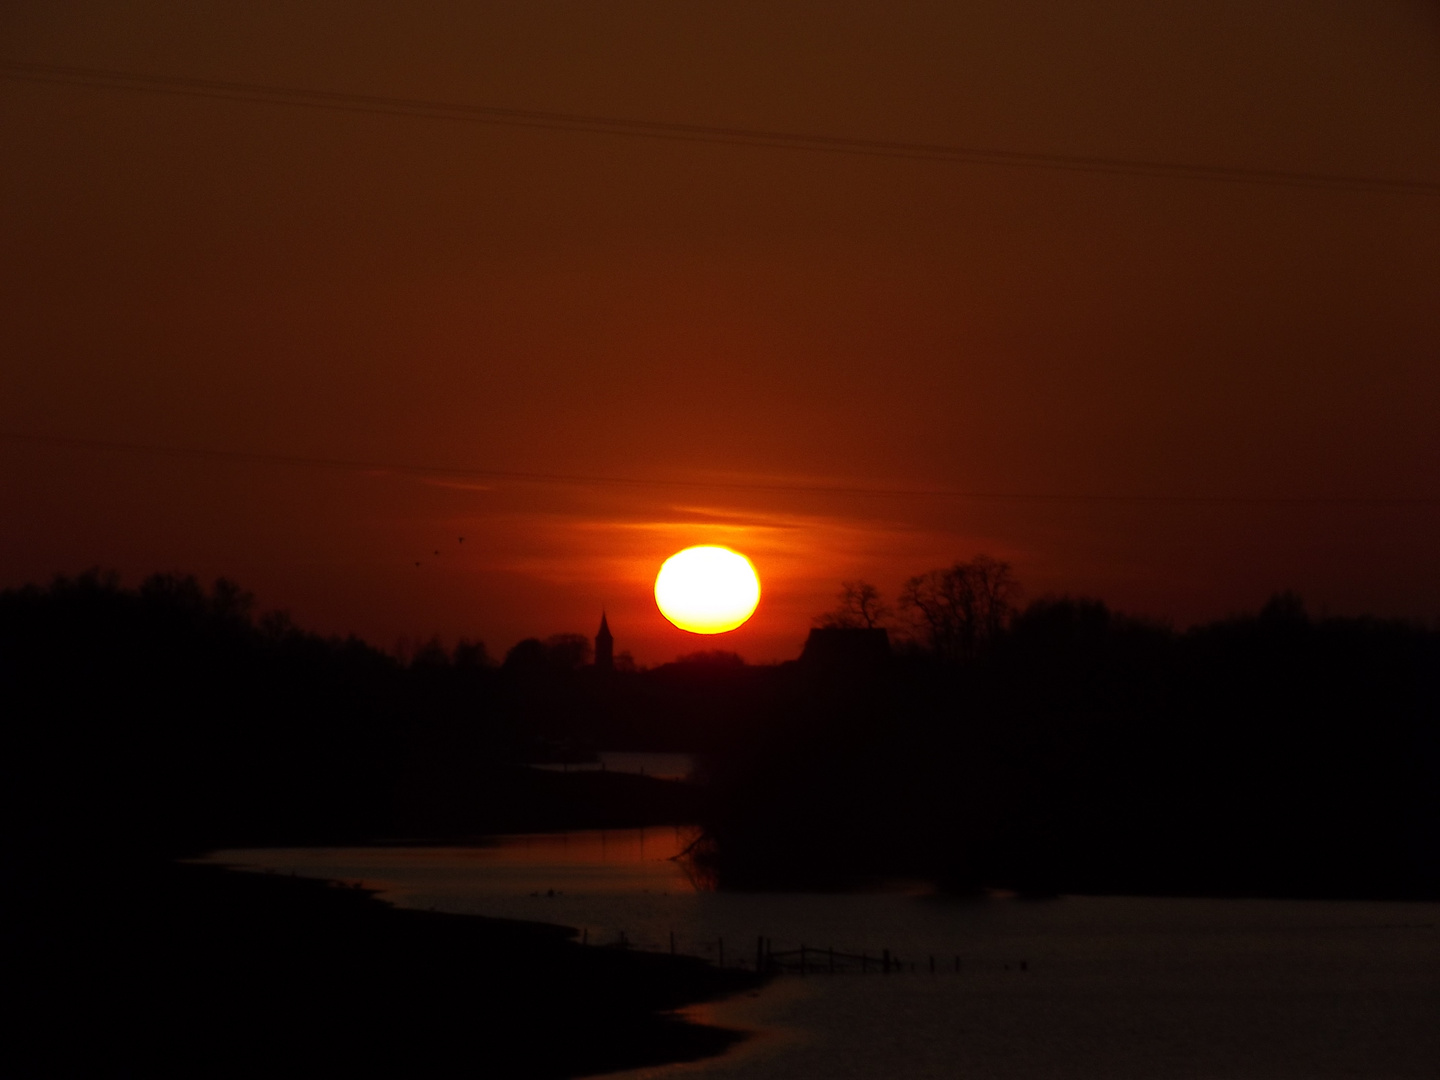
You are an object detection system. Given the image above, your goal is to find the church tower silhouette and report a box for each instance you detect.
[594,611,614,671]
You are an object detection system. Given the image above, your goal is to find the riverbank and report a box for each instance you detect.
[8,857,763,1077]
[387,762,705,839]
[179,839,1440,1079]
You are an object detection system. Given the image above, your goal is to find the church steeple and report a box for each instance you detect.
[594,611,614,671]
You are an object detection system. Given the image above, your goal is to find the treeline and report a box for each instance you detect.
[696,583,1440,900]
[0,572,625,857]
[0,571,746,857]
[5,567,1437,900]
[2,572,414,856]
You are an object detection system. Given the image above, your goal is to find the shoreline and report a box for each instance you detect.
[10,857,766,1077]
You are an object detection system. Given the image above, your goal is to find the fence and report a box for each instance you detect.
[585,928,1027,976]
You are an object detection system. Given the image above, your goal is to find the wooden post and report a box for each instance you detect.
[929,954,935,975]
[828,946,835,974]
[757,936,764,973]
[954,955,960,972]
[883,948,890,974]
[718,937,724,968]
[800,944,807,976]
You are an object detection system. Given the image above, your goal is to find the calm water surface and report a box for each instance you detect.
[530,751,696,781]
[210,831,1440,1079]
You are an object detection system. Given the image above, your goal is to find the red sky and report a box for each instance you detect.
[2,1,1438,664]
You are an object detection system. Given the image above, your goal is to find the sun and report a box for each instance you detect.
[654,545,761,634]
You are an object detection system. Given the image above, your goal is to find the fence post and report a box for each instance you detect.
[756,936,764,972]
[800,944,807,976]
[718,937,724,968]
[828,946,835,974]
[930,954,935,975]
[883,948,890,974]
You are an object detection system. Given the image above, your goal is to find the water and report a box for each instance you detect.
[530,751,697,781]
[209,831,1440,1079]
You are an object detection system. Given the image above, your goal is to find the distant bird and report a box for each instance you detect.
[414,561,420,568]
[459,536,465,543]
[433,550,440,555]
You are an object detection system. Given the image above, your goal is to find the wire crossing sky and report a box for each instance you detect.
[3,59,1438,197]
[3,1,1437,660]
[3,431,1437,507]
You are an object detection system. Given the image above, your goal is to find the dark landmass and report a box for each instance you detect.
[389,763,702,839]
[0,571,709,856]
[694,594,1440,898]
[3,568,1437,908]
[7,857,760,1077]
[3,568,1439,1073]
[0,572,750,1077]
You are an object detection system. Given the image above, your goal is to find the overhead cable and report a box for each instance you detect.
[2,60,1437,197]
[3,430,1436,507]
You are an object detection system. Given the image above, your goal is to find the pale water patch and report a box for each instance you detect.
[208,832,1440,1079]
[530,751,696,781]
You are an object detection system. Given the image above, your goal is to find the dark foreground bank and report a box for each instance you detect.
[8,859,762,1078]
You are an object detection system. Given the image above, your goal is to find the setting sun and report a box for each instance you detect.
[654,545,761,634]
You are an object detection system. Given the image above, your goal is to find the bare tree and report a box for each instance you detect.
[451,638,492,669]
[898,568,971,658]
[817,580,892,629]
[898,556,1020,660]
[968,554,1023,646]
[543,633,592,671]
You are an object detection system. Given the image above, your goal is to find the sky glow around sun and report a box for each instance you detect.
[654,546,761,634]
[2,4,1437,663]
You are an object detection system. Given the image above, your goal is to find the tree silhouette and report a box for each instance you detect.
[451,638,491,669]
[673,650,745,668]
[898,555,1021,660]
[502,633,591,673]
[816,580,891,629]
[544,633,592,671]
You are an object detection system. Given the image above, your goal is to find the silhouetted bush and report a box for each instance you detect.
[6,569,1435,900]
[693,593,1440,899]
[0,571,498,858]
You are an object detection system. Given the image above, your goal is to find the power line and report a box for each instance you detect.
[2,59,1437,197]
[3,430,1436,507]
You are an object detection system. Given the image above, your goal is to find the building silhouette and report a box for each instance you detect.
[594,611,614,671]
[799,627,890,673]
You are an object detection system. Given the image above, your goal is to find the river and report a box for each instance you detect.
[207,829,1440,1079]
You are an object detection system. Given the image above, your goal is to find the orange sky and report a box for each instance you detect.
[2,2,1438,664]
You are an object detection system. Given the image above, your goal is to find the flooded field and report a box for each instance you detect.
[210,832,1440,1079]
